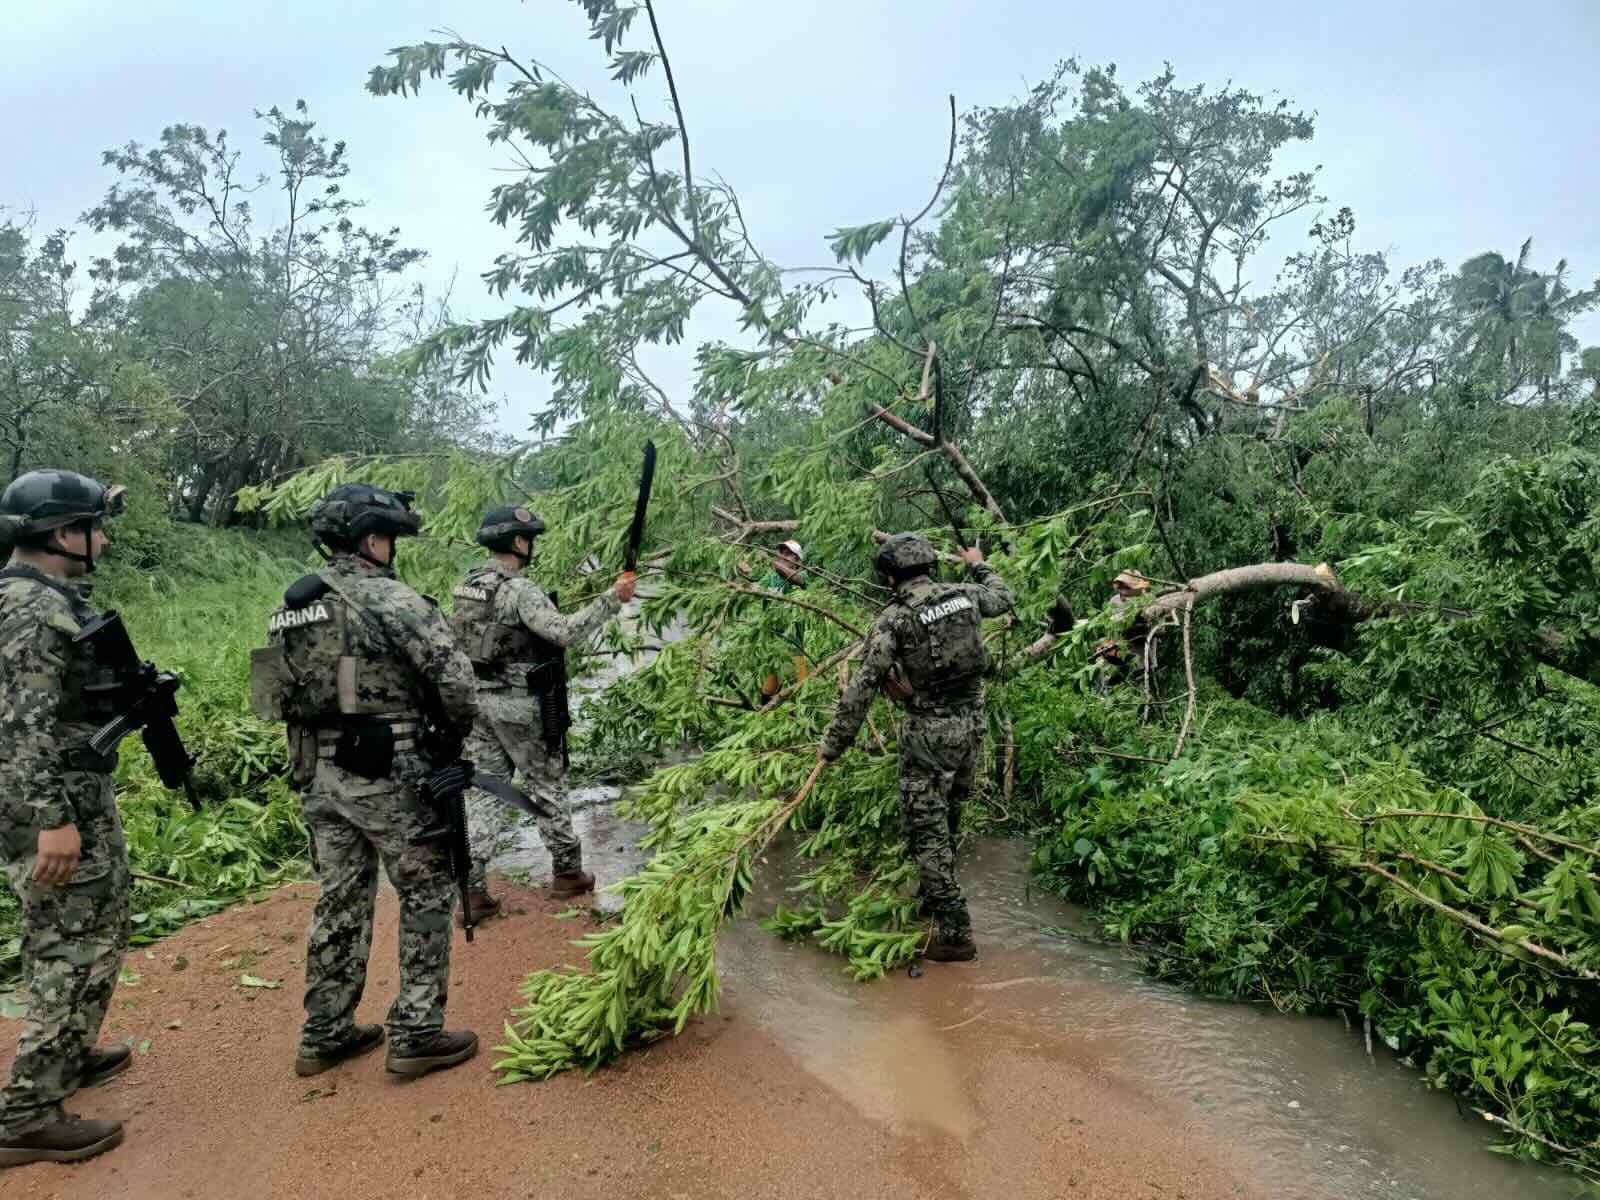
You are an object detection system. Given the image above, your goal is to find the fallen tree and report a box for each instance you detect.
[229,5,1600,1180]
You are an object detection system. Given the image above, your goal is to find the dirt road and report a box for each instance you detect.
[1,881,1283,1200]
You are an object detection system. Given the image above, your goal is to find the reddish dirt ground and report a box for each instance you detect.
[1,881,1282,1200]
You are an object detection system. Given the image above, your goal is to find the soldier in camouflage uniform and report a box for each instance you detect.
[250,484,480,1079]
[0,470,132,1167]
[818,533,1015,962]
[447,506,635,922]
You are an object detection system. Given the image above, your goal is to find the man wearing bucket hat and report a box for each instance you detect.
[1109,570,1152,606]
[447,506,636,922]
[1094,570,1153,675]
[0,470,134,1166]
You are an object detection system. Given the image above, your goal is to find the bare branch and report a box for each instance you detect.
[898,95,958,347]
[643,0,700,250]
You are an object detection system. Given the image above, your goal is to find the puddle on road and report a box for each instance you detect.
[497,796,1579,1200]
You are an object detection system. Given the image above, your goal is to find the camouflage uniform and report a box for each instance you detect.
[264,554,478,1058]
[452,560,620,886]
[820,557,1015,942]
[0,567,130,1138]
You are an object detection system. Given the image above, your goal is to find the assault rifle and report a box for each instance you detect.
[530,592,571,769]
[77,612,200,809]
[417,757,558,942]
[418,759,476,941]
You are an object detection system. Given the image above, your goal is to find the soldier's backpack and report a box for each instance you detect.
[894,584,991,699]
[248,573,415,723]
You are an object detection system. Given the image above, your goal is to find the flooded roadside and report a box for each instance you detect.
[502,798,1579,1200]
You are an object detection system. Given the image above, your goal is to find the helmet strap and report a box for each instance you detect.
[52,519,98,574]
[492,535,532,568]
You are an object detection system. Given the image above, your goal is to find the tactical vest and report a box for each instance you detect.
[895,583,990,703]
[0,569,122,724]
[447,565,562,690]
[248,573,419,724]
[0,569,126,772]
[448,566,537,676]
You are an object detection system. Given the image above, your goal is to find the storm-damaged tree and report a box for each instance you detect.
[84,103,489,522]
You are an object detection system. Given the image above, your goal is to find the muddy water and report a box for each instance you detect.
[499,800,1578,1200]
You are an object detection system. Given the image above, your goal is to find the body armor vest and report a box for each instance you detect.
[249,573,419,723]
[447,565,562,689]
[448,566,536,676]
[895,583,990,704]
[0,569,121,724]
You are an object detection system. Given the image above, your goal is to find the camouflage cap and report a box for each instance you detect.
[475,505,546,548]
[308,483,422,544]
[0,469,124,543]
[874,532,939,576]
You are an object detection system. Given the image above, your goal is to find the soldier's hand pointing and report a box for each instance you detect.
[614,572,638,603]
[960,546,984,564]
[34,823,81,886]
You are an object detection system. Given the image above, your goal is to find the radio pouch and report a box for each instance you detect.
[332,717,396,780]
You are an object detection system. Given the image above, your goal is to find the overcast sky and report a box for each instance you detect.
[5,1,1598,433]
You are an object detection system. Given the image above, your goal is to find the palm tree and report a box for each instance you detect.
[1453,239,1600,401]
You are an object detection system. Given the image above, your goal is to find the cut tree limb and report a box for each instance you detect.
[1023,560,1343,663]
[1145,562,1341,621]
[1172,594,1199,757]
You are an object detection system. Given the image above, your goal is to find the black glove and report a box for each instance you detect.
[422,759,473,800]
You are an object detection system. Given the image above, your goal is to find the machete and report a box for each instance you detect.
[623,440,657,575]
[473,770,560,821]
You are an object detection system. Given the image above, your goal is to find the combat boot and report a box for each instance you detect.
[386,1030,479,1078]
[925,933,978,963]
[78,1044,132,1089]
[295,1024,386,1077]
[0,1116,124,1167]
[550,870,595,898]
[457,889,501,926]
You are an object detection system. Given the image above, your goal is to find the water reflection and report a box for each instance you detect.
[496,797,1578,1200]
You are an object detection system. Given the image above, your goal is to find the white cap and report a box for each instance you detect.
[778,539,805,560]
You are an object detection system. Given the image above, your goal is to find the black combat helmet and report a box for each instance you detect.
[475,505,546,562]
[874,532,939,583]
[0,469,124,569]
[308,483,422,560]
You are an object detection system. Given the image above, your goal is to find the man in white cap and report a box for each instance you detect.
[765,540,805,588]
[759,540,809,700]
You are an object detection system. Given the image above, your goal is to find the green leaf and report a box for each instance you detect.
[827,219,897,264]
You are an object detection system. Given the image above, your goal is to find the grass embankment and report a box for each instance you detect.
[1011,677,1600,1183]
[1,525,311,981]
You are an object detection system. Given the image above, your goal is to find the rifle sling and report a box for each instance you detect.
[0,566,82,606]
